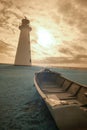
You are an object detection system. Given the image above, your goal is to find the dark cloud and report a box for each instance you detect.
[57,39,87,59]
[71,45,87,52]
[56,0,87,34]
[57,1,73,14]
[0,0,23,30]
[56,0,76,25]
[0,0,13,24]
[42,55,87,65]
[58,47,74,56]
[75,0,87,7]
[0,40,15,56]
[74,54,87,60]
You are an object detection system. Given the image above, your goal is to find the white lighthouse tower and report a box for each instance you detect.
[15,18,32,66]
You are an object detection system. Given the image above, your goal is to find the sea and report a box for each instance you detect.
[0,64,87,130]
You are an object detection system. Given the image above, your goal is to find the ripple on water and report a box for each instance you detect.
[1,95,58,130]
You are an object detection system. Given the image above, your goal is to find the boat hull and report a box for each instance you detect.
[34,69,87,130]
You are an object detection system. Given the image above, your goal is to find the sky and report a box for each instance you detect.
[0,0,87,68]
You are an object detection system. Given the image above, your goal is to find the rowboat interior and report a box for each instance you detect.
[34,69,87,130]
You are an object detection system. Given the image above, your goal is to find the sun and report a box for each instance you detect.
[37,27,54,47]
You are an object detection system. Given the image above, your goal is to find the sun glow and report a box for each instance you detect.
[37,27,54,47]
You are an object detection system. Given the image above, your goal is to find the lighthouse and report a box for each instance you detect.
[15,18,32,66]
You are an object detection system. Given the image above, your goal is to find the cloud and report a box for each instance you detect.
[0,40,15,56]
[0,0,23,31]
[56,0,87,34]
[36,55,87,68]
[0,0,87,67]
[74,0,87,8]
[58,42,87,57]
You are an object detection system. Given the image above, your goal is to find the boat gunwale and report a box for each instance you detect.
[34,73,47,100]
[37,69,87,88]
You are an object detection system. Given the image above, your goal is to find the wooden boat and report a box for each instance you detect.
[34,68,87,130]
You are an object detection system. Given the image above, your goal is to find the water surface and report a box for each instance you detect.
[0,64,87,130]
